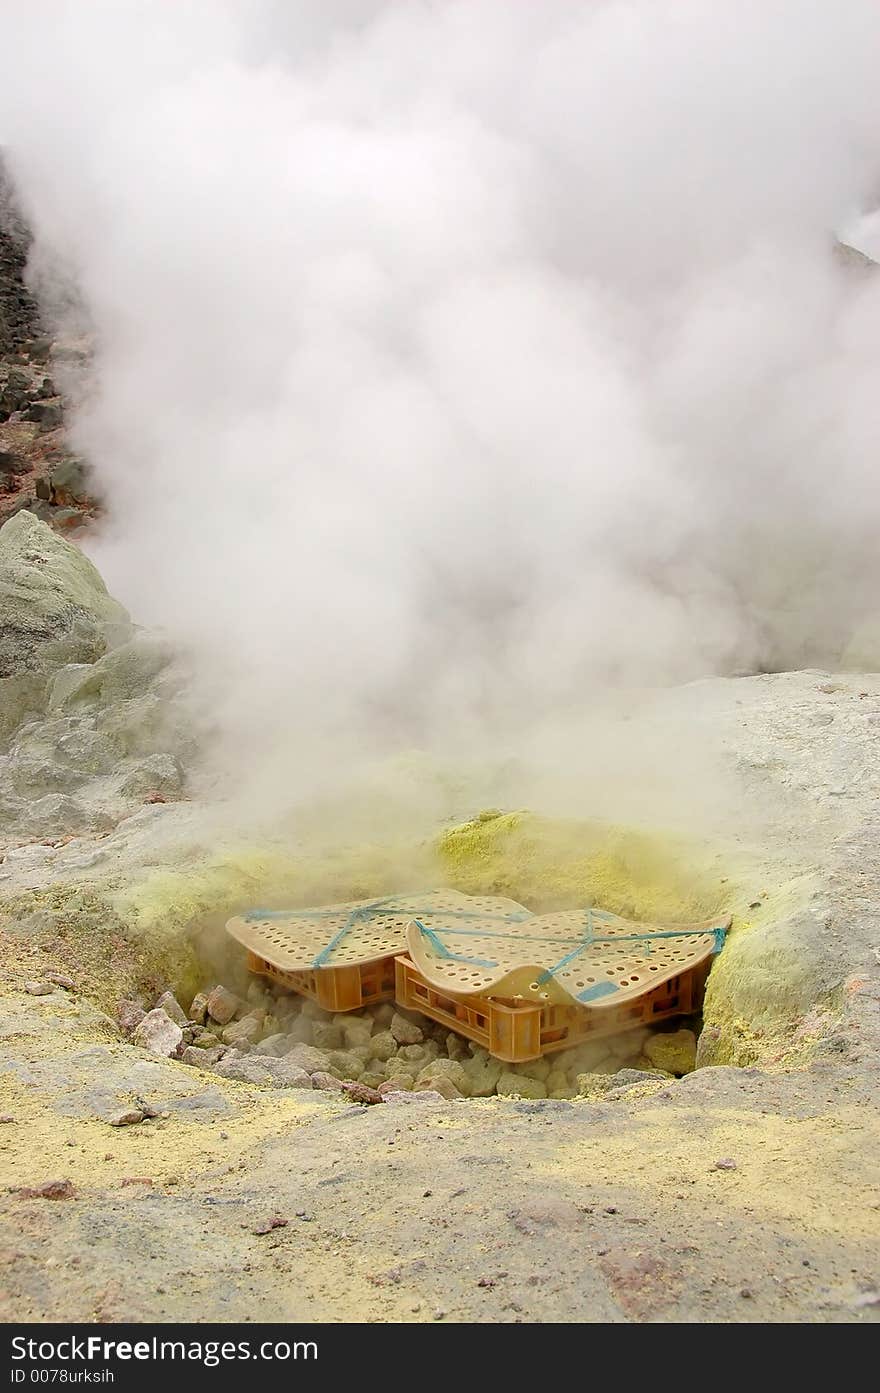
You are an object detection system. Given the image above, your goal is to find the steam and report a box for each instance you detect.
[2,1,880,809]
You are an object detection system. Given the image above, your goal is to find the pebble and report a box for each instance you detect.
[712,1157,738,1171]
[45,972,75,990]
[390,1012,424,1045]
[310,1071,346,1092]
[17,1179,76,1200]
[107,1106,144,1127]
[251,1214,288,1235]
[24,981,53,996]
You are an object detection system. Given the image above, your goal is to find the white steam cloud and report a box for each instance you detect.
[2,1,880,804]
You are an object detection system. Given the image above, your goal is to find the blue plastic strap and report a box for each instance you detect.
[577,981,619,1003]
[411,919,497,969]
[535,910,594,986]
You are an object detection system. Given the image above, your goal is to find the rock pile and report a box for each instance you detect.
[1,168,97,530]
[122,976,699,1101]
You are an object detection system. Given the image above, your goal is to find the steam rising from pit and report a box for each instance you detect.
[2,1,880,815]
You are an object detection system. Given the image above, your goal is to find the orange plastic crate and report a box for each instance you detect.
[247,950,396,1012]
[394,953,710,1063]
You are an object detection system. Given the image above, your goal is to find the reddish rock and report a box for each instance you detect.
[206,985,240,1026]
[17,1179,76,1200]
[310,1071,346,1092]
[340,1080,383,1105]
[116,999,146,1035]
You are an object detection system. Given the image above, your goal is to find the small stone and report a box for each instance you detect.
[269,1061,313,1089]
[17,1179,76,1200]
[188,992,209,1024]
[254,1033,290,1057]
[359,1072,386,1090]
[327,1049,364,1080]
[0,1115,15,1124]
[251,1214,288,1236]
[340,1080,383,1104]
[416,1058,472,1096]
[107,1106,144,1127]
[180,1046,225,1068]
[338,1014,373,1047]
[116,999,145,1035]
[222,1013,263,1048]
[462,1048,503,1097]
[378,1075,415,1094]
[211,1054,275,1084]
[45,972,75,991]
[312,1023,345,1050]
[445,1032,469,1061]
[24,981,53,996]
[206,985,240,1026]
[367,1029,397,1062]
[390,1012,424,1045]
[712,1157,738,1171]
[154,991,188,1026]
[415,1076,461,1100]
[285,1016,314,1045]
[496,1072,547,1100]
[643,1029,697,1076]
[132,1009,184,1058]
[310,1071,346,1092]
[285,1044,331,1074]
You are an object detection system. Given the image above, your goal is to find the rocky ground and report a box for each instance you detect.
[0,185,878,1325]
[0,168,97,533]
[0,525,877,1321]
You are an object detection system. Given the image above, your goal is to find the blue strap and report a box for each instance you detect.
[535,910,594,986]
[577,981,619,1003]
[411,919,498,969]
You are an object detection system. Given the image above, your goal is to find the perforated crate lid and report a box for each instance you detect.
[225,889,531,972]
[404,906,730,1008]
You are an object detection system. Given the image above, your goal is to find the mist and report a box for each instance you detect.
[2,0,880,816]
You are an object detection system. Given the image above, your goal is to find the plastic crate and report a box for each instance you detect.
[394,953,710,1063]
[247,950,396,1012]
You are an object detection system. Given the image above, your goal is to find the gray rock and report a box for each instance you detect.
[25,400,63,431]
[21,792,112,837]
[154,991,187,1027]
[132,1009,184,1058]
[49,458,95,506]
[24,981,53,996]
[118,753,183,800]
[180,1046,225,1069]
[222,1013,263,1048]
[390,1012,424,1045]
[311,1022,345,1050]
[285,1044,330,1074]
[254,1034,290,1057]
[496,1072,547,1100]
[212,1054,275,1084]
[0,512,129,678]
